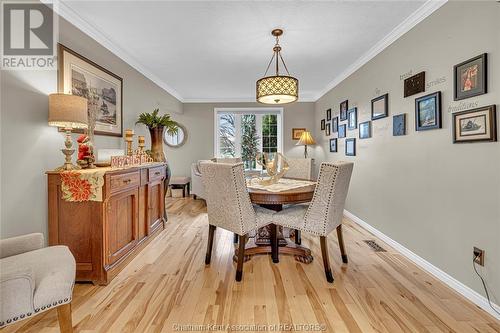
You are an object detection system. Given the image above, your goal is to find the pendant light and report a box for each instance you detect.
[256,29,298,104]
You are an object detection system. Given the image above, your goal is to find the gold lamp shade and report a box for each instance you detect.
[296,131,316,146]
[296,130,315,158]
[256,75,298,104]
[48,93,88,129]
[256,29,299,105]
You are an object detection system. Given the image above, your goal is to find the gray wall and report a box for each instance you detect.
[167,102,315,177]
[0,15,314,237]
[313,1,499,299]
[0,16,182,239]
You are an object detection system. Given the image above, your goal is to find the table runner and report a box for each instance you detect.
[61,168,107,202]
[246,178,315,193]
[60,162,165,202]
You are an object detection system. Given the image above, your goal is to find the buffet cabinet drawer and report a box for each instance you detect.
[110,171,140,193]
[148,166,166,182]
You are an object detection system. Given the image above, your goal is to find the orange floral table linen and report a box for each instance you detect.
[60,169,106,202]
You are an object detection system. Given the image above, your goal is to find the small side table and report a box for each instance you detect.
[169,176,191,197]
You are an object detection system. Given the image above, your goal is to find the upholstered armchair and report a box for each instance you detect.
[191,161,207,200]
[200,161,275,281]
[0,233,75,332]
[285,157,313,180]
[272,162,353,283]
[191,157,243,200]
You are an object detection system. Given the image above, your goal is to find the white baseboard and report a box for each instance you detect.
[343,210,500,320]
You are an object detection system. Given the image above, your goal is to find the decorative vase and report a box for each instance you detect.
[149,126,166,162]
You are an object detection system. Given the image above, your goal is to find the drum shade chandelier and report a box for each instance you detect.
[256,29,298,104]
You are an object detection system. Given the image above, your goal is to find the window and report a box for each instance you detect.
[214,108,283,169]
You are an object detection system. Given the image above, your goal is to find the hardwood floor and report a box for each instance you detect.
[3,198,498,333]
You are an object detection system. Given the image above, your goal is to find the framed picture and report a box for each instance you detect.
[325,123,331,136]
[329,138,337,152]
[454,53,487,101]
[359,121,371,139]
[321,119,326,130]
[345,138,356,156]
[415,91,441,131]
[332,117,339,133]
[338,124,346,138]
[326,108,332,121]
[58,44,123,137]
[347,107,358,129]
[371,93,388,120]
[452,105,496,143]
[393,114,407,136]
[292,128,306,140]
[340,100,348,120]
[404,71,425,98]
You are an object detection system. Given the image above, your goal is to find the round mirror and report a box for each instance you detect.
[164,123,187,148]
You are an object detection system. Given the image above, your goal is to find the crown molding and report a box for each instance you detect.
[46,0,446,104]
[182,95,316,104]
[46,0,184,102]
[313,0,447,101]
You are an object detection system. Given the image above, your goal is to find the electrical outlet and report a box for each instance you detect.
[473,247,484,266]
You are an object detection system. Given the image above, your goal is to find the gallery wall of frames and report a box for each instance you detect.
[321,53,496,156]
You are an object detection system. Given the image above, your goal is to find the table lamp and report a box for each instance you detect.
[48,93,88,171]
[296,130,316,158]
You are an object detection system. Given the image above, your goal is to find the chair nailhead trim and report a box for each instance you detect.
[0,300,56,329]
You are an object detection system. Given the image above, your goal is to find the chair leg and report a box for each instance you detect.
[57,302,73,333]
[233,233,239,244]
[336,225,348,263]
[270,224,279,263]
[320,236,334,283]
[235,235,247,281]
[205,225,216,265]
[294,229,302,245]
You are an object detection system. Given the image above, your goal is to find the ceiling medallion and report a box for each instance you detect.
[256,29,299,105]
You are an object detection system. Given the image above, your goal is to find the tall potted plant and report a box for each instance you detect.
[136,109,178,162]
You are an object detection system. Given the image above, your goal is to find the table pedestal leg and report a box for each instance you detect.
[233,203,314,264]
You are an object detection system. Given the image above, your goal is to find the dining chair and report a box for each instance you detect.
[283,157,313,245]
[285,157,313,180]
[199,161,275,281]
[272,161,353,283]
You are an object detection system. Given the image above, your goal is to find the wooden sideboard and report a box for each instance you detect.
[47,163,168,285]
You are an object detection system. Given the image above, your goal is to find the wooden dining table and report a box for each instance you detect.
[235,181,316,263]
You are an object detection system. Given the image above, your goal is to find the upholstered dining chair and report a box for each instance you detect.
[191,158,243,200]
[200,161,275,281]
[272,161,353,283]
[0,233,76,332]
[283,157,313,245]
[285,157,313,180]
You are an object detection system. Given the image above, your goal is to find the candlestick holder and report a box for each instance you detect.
[137,135,145,155]
[125,129,134,156]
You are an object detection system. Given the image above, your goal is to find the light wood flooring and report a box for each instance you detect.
[2,198,499,333]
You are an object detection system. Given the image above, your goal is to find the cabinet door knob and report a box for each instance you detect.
[154,171,161,176]
[123,179,131,184]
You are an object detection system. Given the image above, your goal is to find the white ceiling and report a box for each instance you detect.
[58,1,443,102]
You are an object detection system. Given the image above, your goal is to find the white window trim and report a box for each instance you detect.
[213,107,284,158]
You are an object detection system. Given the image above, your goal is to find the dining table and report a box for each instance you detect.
[235,179,316,264]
